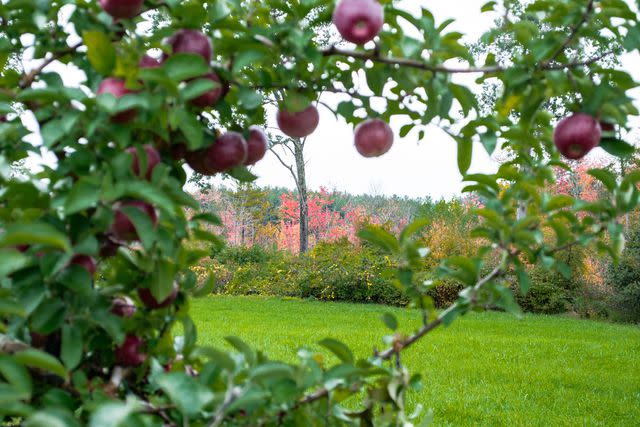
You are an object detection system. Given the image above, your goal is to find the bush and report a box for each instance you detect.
[513,281,570,314]
[606,226,640,322]
[213,240,408,306]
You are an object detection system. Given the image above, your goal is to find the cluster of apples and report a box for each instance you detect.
[272,0,394,158]
[93,0,268,366]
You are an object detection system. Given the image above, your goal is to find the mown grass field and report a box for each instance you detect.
[191,296,640,426]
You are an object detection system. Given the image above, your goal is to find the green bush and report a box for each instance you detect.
[606,226,640,323]
[213,240,407,306]
[514,281,570,314]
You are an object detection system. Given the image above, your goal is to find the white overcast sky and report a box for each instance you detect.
[19,1,640,200]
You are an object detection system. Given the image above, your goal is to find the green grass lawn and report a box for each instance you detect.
[190,296,640,426]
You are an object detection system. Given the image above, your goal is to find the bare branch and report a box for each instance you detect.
[20,41,83,88]
[542,0,595,67]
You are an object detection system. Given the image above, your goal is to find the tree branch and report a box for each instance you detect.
[20,41,83,88]
[321,45,613,75]
[542,0,595,67]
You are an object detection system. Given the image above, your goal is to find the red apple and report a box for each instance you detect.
[244,126,268,165]
[30,332,48,349]
[203,132,248,173]
[99,0,144,20]
[354,118,394,157]
[126,145,161,180]
[166,29,212,63]
[69,254,97,276]
[99,236,121,258]
[554,113,601,160]
[115,335,146,366]
[185,149,211,175]
[139,54,162,69]
[169,143,187,161]
[276,105,319,138]
[137,283,178,310]
[110,200,158,242]
[97,78,137,123]
[333,0,384,45]
[190,72,224,108]
[111,296,136,318]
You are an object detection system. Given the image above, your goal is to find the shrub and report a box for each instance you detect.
[606,226,640,322]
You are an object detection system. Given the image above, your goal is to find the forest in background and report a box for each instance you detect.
[191,156,640,322]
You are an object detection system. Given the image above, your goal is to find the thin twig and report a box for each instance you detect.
[20,41,83,88]
[321,45,613,75]
[542,0,595,67]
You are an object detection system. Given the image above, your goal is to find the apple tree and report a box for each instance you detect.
[1,0,639,425]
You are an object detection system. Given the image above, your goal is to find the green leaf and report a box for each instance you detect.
[0,355,32,397]
[238,87,263,110]
[25,409,81,427]
[399,218,430,243]
[599,137,636,158]
[449,83,476,116]
[89,398,140,427]
[0,249,30,277]
[318,338,354,364]
[31,299,66,335]
[119,206,157,251]
[357,225,399,253]
[82,31,115,76]
[224,336,256,365]
[227,166,258,182]
[13,349,67,381]
[480,130,497,155]
[588,169,618,191]
[181,78,217,101]
[61,324,82,371]
[64,179,100,215]
[156,372,215,417]
[0,223,71,252]
[150,260,177,302]
[381,313,398,331]
[457,139,473,175]
[162,53,209,82]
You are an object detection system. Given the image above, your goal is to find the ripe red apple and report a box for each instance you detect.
[333,0,384,45]
[126,145,161,180]
[166,29,212,63]
[69,254,97,276]
[111,296,136,318]
[30,332,48,349]
[354,118,394,157]
[99,0,144,19]
[115,335,146,366]
[190,72,224,108]
[139,54,162,68]
[97,78,137,123]
[553,113,602,160]
[137,283,178,310]
[99,235,121,258]
[203,131,248,173]
[110,200,158,242]
[185,149,211,175]
[276,105,319,138]
[169,143,188,161]
[244,126,268,165]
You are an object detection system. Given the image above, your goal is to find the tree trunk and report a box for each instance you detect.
[294,141,309,253]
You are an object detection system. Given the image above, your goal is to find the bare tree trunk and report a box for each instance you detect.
[294,140,309,253]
